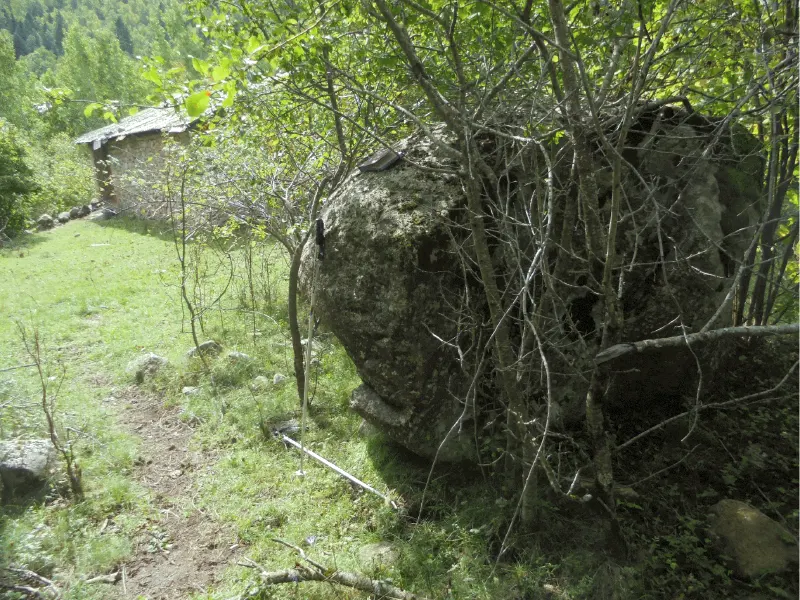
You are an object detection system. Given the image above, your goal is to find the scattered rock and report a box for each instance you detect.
[36,214,54,230]
[358,542,399,568]
[272,419,300,435]
[0,439,58,498]
[708,499,798,578]
[182,386,200,396]
[69,206,81,219]
[57,211,71,223]
[128,353,169,384]
[250,375,271,391]
[226,351,252,362]
[273,373,286,386]
[79,205,91,217]
[186,340,223,358]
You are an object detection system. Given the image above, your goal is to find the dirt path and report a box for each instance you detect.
[111,387,241,599]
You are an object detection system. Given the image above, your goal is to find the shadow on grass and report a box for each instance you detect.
[0,230,52,253]
[90,214,177,242]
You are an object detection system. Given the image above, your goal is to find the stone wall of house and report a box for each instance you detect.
[106,132,189,217]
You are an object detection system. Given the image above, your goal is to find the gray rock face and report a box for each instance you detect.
[128,353,169,383]
[359,542,399,568]
[226,351,252,362]
[186,340,223,358]
[79,205,92,217]
[36,214,54,230]
[301,114,762,461]
[301,131,471,461]
[57,211,70,223]
[0,439,58,498]
[69,206,81,219]
[250,375,271,391]
[708,499,798,578]
[272,373,286,386]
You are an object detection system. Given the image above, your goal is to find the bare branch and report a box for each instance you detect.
[241,554,430,600]
[595,324,799,364]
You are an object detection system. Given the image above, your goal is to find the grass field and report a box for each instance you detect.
[1,216,796,600]
[0,217,559,599]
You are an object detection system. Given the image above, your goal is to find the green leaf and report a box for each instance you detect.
[102,111,117,123]
[142,66,163,87]
[246,36,262,54]
[222,81,236,108]
[185,91,210,117]
[192,57,210,76]
[212,63,230,82]
[128,106,139,116]
[83,102,102,117]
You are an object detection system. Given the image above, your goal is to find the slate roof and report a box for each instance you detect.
[74,107,193,147]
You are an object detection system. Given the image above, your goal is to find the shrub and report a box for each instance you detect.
[0,122,38,237]
[25,132,94,217]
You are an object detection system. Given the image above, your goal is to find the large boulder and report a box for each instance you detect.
[69,206,81,219]
[301,110,762,461]
[0,439,58,499]
[57,211,71,224]
[708,499,798,578]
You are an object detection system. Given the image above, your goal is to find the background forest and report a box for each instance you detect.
[0,0,206,234]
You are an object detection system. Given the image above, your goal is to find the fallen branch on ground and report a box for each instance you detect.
[240,548,430,600]
[85,572,119,584]
[0,362,37,373]
[0,567,61,599]
[595,323,799,364]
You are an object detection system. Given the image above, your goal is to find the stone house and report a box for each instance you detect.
[75,107,195,216]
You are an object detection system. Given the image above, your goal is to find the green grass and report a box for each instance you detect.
[1,218,583,599]
[0,219,181,598]
[2,217,795,600]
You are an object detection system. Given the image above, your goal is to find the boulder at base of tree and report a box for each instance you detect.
[708,499,798,578]
[300,111,762,462]
[0,439,58,499]
[186,340,223,358]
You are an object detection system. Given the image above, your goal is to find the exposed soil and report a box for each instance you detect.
[110,386,241,599]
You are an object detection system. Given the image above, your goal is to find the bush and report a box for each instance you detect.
[0,122,38,237]
[25,132,94,217]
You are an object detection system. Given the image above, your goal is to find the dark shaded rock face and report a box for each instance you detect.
[302,133,472,461]
[301,114,762,461]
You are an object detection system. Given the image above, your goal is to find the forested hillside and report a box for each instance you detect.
[0,0,206,236]
[2,0,202,61]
